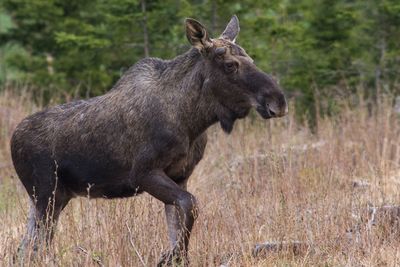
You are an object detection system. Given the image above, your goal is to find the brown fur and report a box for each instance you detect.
[11,16,287,265]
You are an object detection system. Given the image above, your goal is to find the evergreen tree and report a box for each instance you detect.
[1,0,400,119]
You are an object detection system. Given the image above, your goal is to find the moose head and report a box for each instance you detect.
[186,15,288,133]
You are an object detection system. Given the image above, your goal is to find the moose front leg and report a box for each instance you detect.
[164,186,198,264]
[165,204,180,248]
[139,170,198,266]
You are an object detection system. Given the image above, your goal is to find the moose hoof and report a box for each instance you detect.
[15,242,39,264]
[157,250,187,267]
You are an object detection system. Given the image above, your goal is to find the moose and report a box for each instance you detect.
[11,15,287,265]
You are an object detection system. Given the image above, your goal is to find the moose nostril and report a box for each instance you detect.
[269,108,276,117]
[266,104,276,117]
[267,102,287,117]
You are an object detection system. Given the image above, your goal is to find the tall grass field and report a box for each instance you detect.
[1,90,400,266]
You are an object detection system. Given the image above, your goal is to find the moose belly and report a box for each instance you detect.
[56,156,140,198]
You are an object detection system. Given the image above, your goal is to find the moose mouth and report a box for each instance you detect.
[251,95,278,119]
[256,104,275,119]
[254,95,288,119]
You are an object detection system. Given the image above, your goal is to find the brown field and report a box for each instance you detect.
[1,90,400,266]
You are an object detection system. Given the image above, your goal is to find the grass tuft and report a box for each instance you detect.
[1,90,400,266]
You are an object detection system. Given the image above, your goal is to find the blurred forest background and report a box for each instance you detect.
[1,0,400,120]
[3,2,400,266]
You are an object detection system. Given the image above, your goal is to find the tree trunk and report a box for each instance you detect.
[141,0,150,58]
[211,0,217,34]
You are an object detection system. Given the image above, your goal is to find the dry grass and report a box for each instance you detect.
[1,90,400,266]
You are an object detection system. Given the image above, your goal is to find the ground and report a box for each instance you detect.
[1,91,400,266]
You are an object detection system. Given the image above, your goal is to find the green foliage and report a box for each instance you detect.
[1,0,400,119]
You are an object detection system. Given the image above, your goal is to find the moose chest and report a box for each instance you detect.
[164,133,208,185]
[165,157,190,184]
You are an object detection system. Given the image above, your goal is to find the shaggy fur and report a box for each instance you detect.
[11,15,287,265]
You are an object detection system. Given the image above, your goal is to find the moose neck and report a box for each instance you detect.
[163,48,220,141]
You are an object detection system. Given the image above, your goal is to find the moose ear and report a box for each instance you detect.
[221,15,240,42]
[185,18,212,51]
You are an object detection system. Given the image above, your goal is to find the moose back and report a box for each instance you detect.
[11,15,287,265]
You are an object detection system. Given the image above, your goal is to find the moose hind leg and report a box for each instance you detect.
[18,191,70,260]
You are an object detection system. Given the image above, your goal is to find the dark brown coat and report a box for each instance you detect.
[11,16,287,265]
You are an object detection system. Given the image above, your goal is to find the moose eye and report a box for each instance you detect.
[224,61,237,73]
